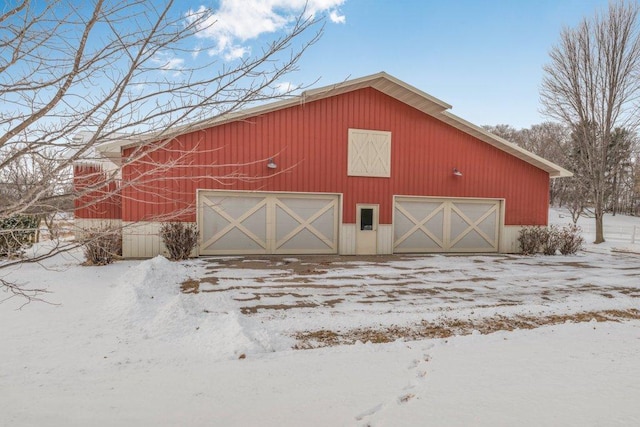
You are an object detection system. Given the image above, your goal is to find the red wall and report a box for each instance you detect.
[121,88,549,225]
[74,165,122,220]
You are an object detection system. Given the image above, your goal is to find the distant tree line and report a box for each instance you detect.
[483,122,640,221]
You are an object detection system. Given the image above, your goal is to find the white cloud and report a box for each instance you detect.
[186,0,346,60]
[329,10,345,24]
[224,45,250,61]
[150,52,185,75]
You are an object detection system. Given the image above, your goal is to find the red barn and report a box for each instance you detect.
[75,72,570,257]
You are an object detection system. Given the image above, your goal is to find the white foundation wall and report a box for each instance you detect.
[73,218,122,240]
[339,224,356,255]
[122,221,166,258]
[377,225,393,254]
[121,221,198,259]
[112,220,522,258]
[339,224,394,255]
[499,225,524,253]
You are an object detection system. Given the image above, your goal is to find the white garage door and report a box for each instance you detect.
[197,191,340,255]
[393,196,501,253]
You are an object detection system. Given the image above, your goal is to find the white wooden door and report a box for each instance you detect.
[393,197,500,253]
[198,191,339,255]
[356,204,378,255]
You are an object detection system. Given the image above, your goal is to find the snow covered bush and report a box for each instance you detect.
[159,222,198,261]
[517,226,547,255]
[0,215,38,257]
[81,227,122,265]
[558,224,584,255]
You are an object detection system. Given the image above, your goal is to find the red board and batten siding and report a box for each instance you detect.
[121,87,549,225]
[74,165,122,219]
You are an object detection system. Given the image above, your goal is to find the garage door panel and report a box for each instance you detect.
[198,191,339,255]
[213,227,266,253]
[216,196,265,218]
[454,231,494,249]
[395,206,443,234]
[241,209,267,237]
[310,212,335,240]
[278,197,330,216]
[275,206,299,241]
[402,200,444,219]
[453,202,494,222]
[425,211,445,240]
[394,200,446,252]
[394,197,500,253]
[273,196,337,254]
[277,228,334,252]
[396,229,444,252]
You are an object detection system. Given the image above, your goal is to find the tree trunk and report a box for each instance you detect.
[612,173,618,216]
[594,210,605,243]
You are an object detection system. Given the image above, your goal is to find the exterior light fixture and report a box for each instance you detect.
[453,167,463,177]
[267,158,277,169]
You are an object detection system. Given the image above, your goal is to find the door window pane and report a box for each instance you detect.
[360,208,373,230]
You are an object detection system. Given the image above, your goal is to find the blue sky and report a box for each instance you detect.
[191,0,612,129]
[293,0,613,129]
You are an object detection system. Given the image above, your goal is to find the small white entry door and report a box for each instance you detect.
[356,204,378,255]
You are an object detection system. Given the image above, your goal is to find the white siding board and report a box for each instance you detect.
[377,225,393,254]
[73,219,122,240]
[339,224,356,255]
[500,225,523,254]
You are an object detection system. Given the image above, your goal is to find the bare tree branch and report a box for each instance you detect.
[541,0,640,243]
[0,0,326,304]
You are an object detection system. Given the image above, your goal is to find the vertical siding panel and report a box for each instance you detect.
[113,86,550,227]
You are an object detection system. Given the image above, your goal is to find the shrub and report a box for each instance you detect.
[0,215,39,257]
[82,227,122,265]
[541,225,561,255]
[159,222,198,261]
[558,224,584,255]
[518,224,584,256]
[517,226,547,255]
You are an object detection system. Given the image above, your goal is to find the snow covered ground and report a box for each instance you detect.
[1,208,639,426]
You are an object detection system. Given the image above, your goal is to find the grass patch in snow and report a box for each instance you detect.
[293,308,640,349]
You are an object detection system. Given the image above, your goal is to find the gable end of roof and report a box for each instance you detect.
[97,72,571,178]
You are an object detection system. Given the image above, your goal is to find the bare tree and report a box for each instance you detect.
[0,147,72,240]
[606,127,637,215]
[482,124,524,146]
[540,0,640,243]
[485,122,571,206]
[0,0,325,304]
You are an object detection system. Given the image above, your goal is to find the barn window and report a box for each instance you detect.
[360,208,374,230]
[347,129,391,177]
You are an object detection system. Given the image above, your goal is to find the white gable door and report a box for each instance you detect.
[393,196,501,253]
[347,129,391,177]
[198,191,339,255]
